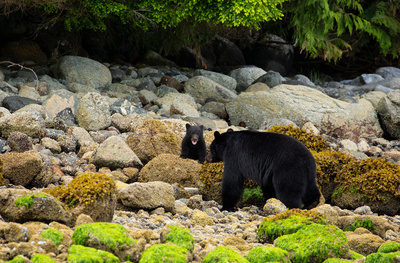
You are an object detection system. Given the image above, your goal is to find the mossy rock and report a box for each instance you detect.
[203,246,250,263]
[274,224,350,263]
[126,119,182,164]
[67,244,119,263]
[160,225,195,252]
[31,254,57,263]
[331,157,400,215]
[5,255,28,263]
[138,154,202,188]
[364,251,400,263]
[378,242,400,253]
[139,244,189,263]
[312,150,355,199]
[258,209,327,243]
[246,246,290,263]
[73,222,134,250]
[43,172,117,223]
[198,161,224,204]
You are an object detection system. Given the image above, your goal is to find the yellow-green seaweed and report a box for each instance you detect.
[139,244,188,263]
[72,222,134,252]
[258,209,327,243]
[246,246,290,263]
[202,246,249,263]
[40,228,63,246]
[274,224,349,263]
[67,244,119,263]
[165,226,194,252]
[31,254,57,263]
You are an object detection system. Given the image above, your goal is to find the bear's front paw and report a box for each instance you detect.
[221,206,236,212]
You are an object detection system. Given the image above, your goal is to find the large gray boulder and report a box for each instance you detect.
[376,90,400,139]
[194,69,237,92]
[56,56,112,89]
[226,85,383,140]
[229,66,267,92]
[184,76,237,103]
[89,135,143,169]
[118,181,175,212]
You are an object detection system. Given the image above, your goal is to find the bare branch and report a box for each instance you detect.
[0,61,39,90]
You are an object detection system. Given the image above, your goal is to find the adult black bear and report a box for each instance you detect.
[180,124,207,163]
[210,129,320,211]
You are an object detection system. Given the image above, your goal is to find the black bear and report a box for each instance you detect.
[180,124,207,163]
[210,129,320,211]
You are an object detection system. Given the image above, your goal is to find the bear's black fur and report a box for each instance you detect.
[210,129,321,211]
[180,124,206,163]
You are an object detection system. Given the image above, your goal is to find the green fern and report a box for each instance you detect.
[288,0,400,62]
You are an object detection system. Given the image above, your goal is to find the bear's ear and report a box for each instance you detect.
[200,125,204,131]
[186,123,191,129]
[214,131,221,140]
[227,128,234,132]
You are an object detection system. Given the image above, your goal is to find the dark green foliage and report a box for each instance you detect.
[284,0,400,62]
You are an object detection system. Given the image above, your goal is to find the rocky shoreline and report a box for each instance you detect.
[0,55,400,262]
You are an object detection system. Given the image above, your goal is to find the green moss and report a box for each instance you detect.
[15,193,48,209]
[274,224,349,263]
[67,245,119,263]
[322,258,352,263]
[31,254,57,263]
[344,219,375,232]
[43,172,116,207]
[72,222,134,251]
[258,209,327,243]
[203,246,249,263]
[40,228,63,246]
[139,244,188,263]
[378,242,400,253]
[165,226,194,251]
[348,250,364,260]
[243,187,263,203]
[246,246,290,263]
[364,251,400,263]
[266,125,331,152]
[5,256,26,263]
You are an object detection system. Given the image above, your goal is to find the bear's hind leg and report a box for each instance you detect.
[273,176,304,209]
[221,168,244,211]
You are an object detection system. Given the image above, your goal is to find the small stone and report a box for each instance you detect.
[263,198,287,215]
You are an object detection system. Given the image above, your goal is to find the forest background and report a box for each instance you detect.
[0,0,399,78]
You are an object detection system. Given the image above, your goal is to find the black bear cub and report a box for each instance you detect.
[180,124,206,164]
[210,129,321,211]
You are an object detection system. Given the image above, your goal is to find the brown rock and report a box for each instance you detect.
[0,189,71,225]
[138,154,202,187]
[160,76,183,92]
[2,151,43,186]
[345,228,384,255]
[1,40,47,64]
